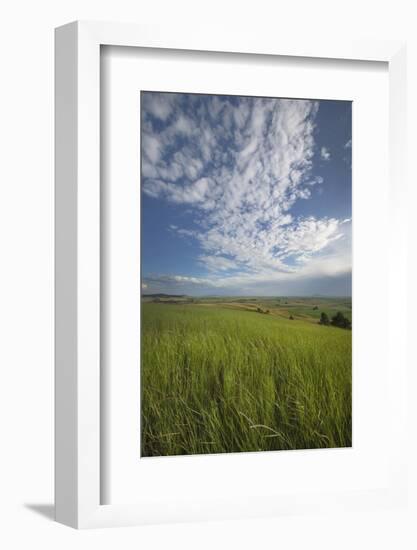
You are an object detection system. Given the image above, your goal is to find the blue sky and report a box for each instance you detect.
[141,92,351,296]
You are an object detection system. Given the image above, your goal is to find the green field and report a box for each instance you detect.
[141,297,352,457]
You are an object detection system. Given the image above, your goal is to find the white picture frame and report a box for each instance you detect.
[55,21,407,529]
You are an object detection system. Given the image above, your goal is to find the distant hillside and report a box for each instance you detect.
[143,293,188,298]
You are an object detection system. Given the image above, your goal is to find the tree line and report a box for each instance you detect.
[319,311,351,330]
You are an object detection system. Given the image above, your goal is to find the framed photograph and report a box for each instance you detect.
[55,21,407,528]
[139,90,353,459]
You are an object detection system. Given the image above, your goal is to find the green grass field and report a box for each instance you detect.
[141,297,352,457]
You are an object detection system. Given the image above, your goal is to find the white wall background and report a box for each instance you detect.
[0,0,416,548]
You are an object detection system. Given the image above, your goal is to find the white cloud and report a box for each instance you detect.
[142,134,161,164]
[199,255,239,272]
[142,92,173,121]
[276,217,343,258]
[173,114,194,136]
[320,146,331,161]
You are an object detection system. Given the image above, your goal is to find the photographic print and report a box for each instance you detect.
[140,91,352,457]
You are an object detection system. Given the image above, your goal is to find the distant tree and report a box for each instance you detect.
[313,305,318,310]
[265,309,270,314]
[257,307,262,313]
[344,317,352,330]
[330,311,352,330]
[289,315,294,320]
[319,312,330,326]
